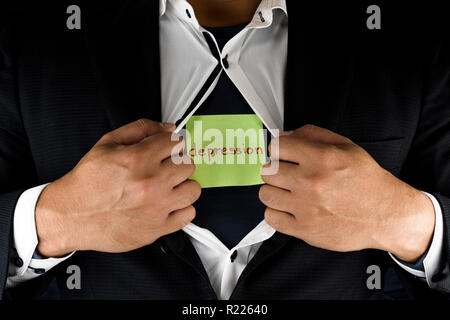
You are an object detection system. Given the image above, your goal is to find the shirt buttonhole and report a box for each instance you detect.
[258,11,266,23]
[222,54,229,69]
[230,250,238,262]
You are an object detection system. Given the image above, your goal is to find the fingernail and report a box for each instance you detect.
[279,131,294,136]
[161,122,175,129]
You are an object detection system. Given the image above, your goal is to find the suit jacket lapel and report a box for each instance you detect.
[230,1,364,295]
[162,232,218,299]
[229,232,291,299]
[84,0,162,130]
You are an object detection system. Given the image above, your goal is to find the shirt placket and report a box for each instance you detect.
[218,6,283,135]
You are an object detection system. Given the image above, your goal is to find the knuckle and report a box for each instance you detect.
[177,162,195,178]
[185,193,197,206]
[188,181,202,202]
[264,210,281,229]
[317,145,340,168]
[175,207,196,228]
[133,179,155,198]
[100,131,114,143]
[258,186,273,204]
[136,118,150,131]
[305,204,321,218]
[139,177,168,201]
[185,206,196,221]
[128,145,146,165]
[146,135,162,152]
[301,124,316,131]
[307,174,326,196]
[187,162,196,175]
[177,182,201,207]
[153,133,178,153]
[190,179,201,191]
[260,171,270,183]
[297,124,316,135]
[162,131,177,141]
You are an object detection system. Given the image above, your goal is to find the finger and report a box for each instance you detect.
[168,179,201,212]
[259,184,294,213]
[264,207,297,236]
[269,134,314,164]
[261,161,299,191]
[99,119,176,146]
[139,132,185,162]
[164,206,196,234]
[294,124,351,145]
[161,156,196,186]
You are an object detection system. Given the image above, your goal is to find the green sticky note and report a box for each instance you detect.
[185,114,267,188]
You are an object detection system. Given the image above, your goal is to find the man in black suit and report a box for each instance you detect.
[0,0,449,299]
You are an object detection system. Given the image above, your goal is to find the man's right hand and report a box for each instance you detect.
[35,119,200,257]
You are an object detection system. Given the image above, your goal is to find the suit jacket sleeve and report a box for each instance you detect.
[0,13,41,299]
[397,5,450,295]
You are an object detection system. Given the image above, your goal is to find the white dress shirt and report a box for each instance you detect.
[6,0,445,300]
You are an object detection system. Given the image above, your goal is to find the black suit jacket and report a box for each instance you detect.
[1,0,449,299]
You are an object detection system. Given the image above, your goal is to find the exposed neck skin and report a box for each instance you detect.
[186,0,262,27]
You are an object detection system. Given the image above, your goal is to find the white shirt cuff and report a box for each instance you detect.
[7,184,75,287]
[389,192,444,287]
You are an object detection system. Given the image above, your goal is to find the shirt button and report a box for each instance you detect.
[222,54,229,69]
[186,9,191,19]
[34,268,46,275]
[14,257,23,267]
[230,250,238,263]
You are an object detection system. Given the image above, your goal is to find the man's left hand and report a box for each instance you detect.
[260,125,435,263]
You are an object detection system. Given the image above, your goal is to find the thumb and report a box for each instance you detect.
[99,119,176,146]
